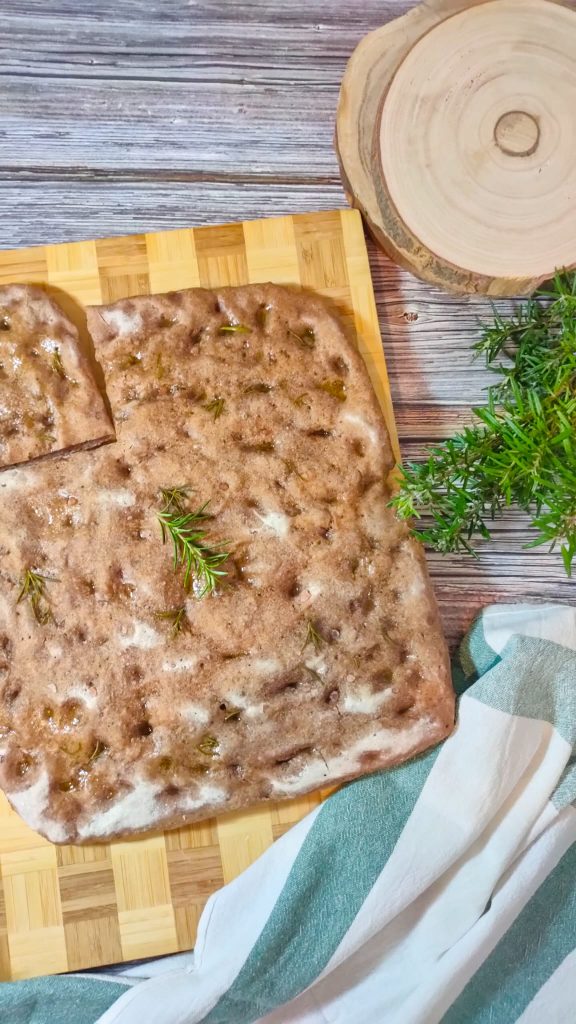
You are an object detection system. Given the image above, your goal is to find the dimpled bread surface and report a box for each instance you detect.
[0,283,453,843]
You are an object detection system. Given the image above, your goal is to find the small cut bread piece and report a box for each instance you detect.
[0,284,114,470]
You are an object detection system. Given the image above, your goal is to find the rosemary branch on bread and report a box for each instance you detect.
[17,568,55,624]
[157,490,230,598]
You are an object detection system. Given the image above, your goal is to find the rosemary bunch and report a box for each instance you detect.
[157,489,229,598]
[392,273,576,575]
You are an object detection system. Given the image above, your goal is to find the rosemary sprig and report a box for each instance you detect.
[203,396,226,420]
[156,605,188,637]
[303,620,324,652]
[159,487,189,517]
[17,568,56,624]
[392,272,576,575]
[157,493,230,598]
[196,733,220,756]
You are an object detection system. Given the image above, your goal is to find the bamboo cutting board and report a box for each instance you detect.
[0,209,396,981]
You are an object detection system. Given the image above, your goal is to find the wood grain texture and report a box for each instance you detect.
[0,3,573,976]
[0,2,413,179]
[336,0,576,295]
[0,209,394,980]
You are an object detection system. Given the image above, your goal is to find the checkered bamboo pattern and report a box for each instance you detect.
[0,210,396,980]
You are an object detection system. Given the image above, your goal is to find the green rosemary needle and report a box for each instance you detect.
[218,323,251,334]
[157,494,229,598]
[392,271,576,575]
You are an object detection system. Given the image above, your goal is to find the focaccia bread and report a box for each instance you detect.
[0,284,114,470]
[0,284,453,843]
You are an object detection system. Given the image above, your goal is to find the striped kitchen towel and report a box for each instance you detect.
[2,603,575,1024]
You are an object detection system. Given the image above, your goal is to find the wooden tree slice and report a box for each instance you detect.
[336,0,576,295]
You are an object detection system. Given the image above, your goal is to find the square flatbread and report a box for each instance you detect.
[0,284,453,843]
[0,284,114,469]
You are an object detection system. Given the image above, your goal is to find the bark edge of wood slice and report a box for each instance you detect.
[336,0,576,296]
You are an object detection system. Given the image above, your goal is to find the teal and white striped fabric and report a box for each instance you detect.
[2,604,575,1024]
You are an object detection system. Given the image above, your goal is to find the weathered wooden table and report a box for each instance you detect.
[1,0,572,648]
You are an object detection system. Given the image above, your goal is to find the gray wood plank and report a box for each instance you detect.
[1,1,407,24]
[0,177,346,247]
[0,75,339,175]
[0,2,409,176]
